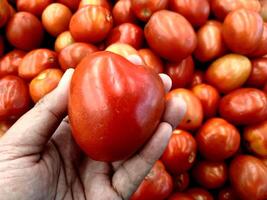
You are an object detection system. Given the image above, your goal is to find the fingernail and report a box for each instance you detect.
[57,68,75,90]
[159,73,172,93]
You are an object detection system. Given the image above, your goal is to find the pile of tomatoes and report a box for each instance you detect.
[1,0,267,199]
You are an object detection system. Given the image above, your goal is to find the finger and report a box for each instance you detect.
[159,73,172,93]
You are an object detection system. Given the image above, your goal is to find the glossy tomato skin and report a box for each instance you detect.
[69,51,165,161]
[69,6,113,43]
[173,172,190,192]
[230,155,267,200]
[196,118,240,161]
[165,56,195,89]
[6,12,44,51]
[169,0,210,27]
[112,0,137,25]
[54,31,75,53]
[0,0,10,28]
[219,88,267,125]
[189,70,204,88]
[194,20,226,62]
[218,187,240,200]
[19,49,59,81]
[166,89,203,131]
[222,9,263,55]
[79,0,111,10]
[17,0,53,17]
[56,0,80,12]
[205,54,252,93]
[186,188,214,200]
[246,58,267,88]
[161,130,197,175]
[250,23,267,57]
[138,49,164,73]
[191,84,220,118]
[168,193,194,200]
[0,120,12,137]
[145,10,197,62]
[130,161,173,200]
[59,42,98,71]
[0,75,30,120]
[0,50,26,77]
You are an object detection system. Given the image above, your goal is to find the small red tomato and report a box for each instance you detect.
[79,0,111,10]
[0,0,10,28]
[168,193,194,200]
[169,0,210,27]
[69,6,113,43]
[161,129,197,175]
[30,69,63,103]
[218,187,240,200]
[194,20,226,62]
[196,118,240,161]
[0,36,4,58]
[54,31,75,53]
[166,89,203,131]
[19,49,59,80]
[6,12,44,51]
[250,23,267,57]
[187,188,214,200]
[145,10,197,62]
[205,54,252,93]
[0,75,30,120]
[112,0,137,25]
[191,84,220,118]
[130,161,173,200]
[0,50,26,77]
[189,70,204,88]
[230,155,267,200]
[56,0,80,11]
[222,9,263,55]
[138,49,164,73]
[246,58,267,88]
[219,88,267,125]
[173,172,190,192]
[165,56,195,89]
[17,0,53,17]
[0,120,12,137]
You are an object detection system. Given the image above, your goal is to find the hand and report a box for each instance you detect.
[0,69,186,200]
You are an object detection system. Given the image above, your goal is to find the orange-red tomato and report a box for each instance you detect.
[186,188,214,200]
[79,0,111,10]
[191,84,220,118]
[250,23,267,57]
[130,161,173,200]
[17,0,53,17]
[161,129,197,175]
[218,187,240,200]
[138,49,164,74]
[59,42,98,71]
[0,36,4,58]
[0,50,26,77]
[166,89,203,131]
[205,54,252,93]
[173,172,190,192]
[222,9,263,55]
[219,88,267,125]
[19,49,59,80]
[169,0,210,27]
[0,75,30,120]
[54,31,75,53]
[0,0,10,28]
[6,12,44,51]
[189,70,205,88]
[112,0,137,25]
[246,58,267,88]
[30,69,63,103]
[194,20,226,62]
[69,5,113,43]
[196,118,240,161]
[165,56,195,89]
[168,193,194,200]
[56,0,80,12]
[0,120,12,137]
[145,10,197,62]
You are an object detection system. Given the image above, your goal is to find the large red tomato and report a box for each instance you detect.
[186,188,214,200]
[69,51,165,161]
[145,10,197,62]
[17,0,53,17]
[246,58,267,88]
[112,0,137,25]
[54,31,75,53]
[138,49,164,74]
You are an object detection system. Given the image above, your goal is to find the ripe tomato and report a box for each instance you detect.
[191,84,220,118]
[186,188,214,200]
[145,10,197,62]
[173,172,190,192]
[0,50,26,77]
[42,3,72,37]
[6,12,44,51]
[196,118,240,161]
[230,155,267,200]
[69,5,113,43]
[246,58,267,88]
[54,31,75,53]
[222,9,263,55]
[189,70,204,88]
[219,88,267,125]
[56,0,80,12]
[205,54,252,93]
[165,56,195,89]
[0,0,10,28]
[194,20,226,62]
[17,0,53,17]
[30,69,63,103]
[169,0,210,27]
[112,0,137,25]
[19,49,59,80]
[69,51,165,161]
[218,187,240,200]
[59,43,98,71]
[161,129,197,175]
[138,49,164,73]
[166,89,203,131]
[0,75,30,120]
[130,161,173,200]
[0,120,12,137]
[168,193,194,200]
[79,0,111,10]
[250,23,267,57]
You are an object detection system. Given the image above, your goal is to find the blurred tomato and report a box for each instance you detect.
[168,193,194,200]
[138,49,164,73]
[19,49,59,80]
[173,172,190,192]
[189,70,204,88]
[17,0,53,17]
[0,75,29,120]
[56,0,80,11]
[79,0,111,10]
[262,158,267,166]
[69,5,113,43]
[161,129,197,175]
[0,36,4,57]
[112,0,137,25]
[6,12,44,51]
[165,56,195,89]
[0,120,12,137]
[250,23,267,57]
[260,0,267,22]
[0,0,10,28]
[8,4,15,18]
[205,54,251,93]
[219,88,267,125]
[187,188,214,200]
[166,89,203,131]
[130,161,173,200]
[169,0,210,27]
[0,50,26,77]
[218,187,240,200]
[230,155,267,200]
[246,57,267,88]
[54,31,75,53]
[145,10,197,62]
